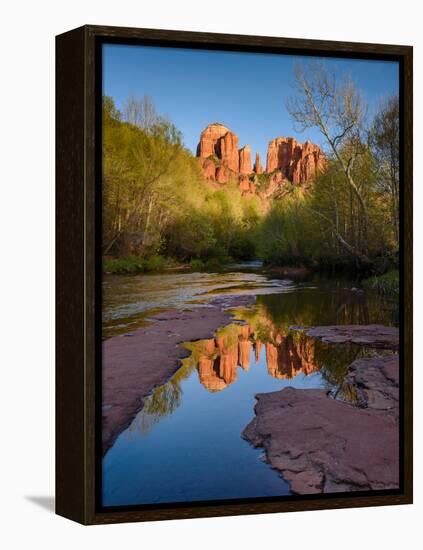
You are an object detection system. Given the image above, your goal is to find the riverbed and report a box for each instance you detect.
[102,265,398,507]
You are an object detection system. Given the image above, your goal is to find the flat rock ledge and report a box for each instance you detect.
[290,324,399,350]
[242,354,399,495]
[344,355,399,415]
[102,294,255,455]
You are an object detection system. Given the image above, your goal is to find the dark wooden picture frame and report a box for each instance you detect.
[56,24,413,525]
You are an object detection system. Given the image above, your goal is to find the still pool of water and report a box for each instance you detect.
[102,269,398,507]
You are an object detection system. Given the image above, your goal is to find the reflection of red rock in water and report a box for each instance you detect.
[196,326,253,391]
[238,326,252,370]
[197,334,240,391]
[197,339,228,392]
[265,335,317,379]
[254,340,262,362]
[216,335,239,384]
[196,324,317,391]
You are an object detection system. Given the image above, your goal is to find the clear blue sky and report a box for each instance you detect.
[103,44,399,161]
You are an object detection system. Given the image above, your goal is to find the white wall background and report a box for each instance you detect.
[1,0,420,547]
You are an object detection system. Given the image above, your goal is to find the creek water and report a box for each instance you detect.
[102,266,398,507]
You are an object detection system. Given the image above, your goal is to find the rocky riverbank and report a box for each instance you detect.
[242,325,400,494]
[290,324,399,350]
[102,294,255,454]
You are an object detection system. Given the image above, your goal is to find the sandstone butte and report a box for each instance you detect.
[196,122,325,194]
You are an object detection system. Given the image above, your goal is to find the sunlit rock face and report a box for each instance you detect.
[198,157,216,180]
[197,124,325,193]
[219,131,239,172]
[239,174,255,195]
[254,152,263,174]
[216,165,229,183]
[196,123,232,158]
[196,124,258,189]
[196,123,239,179]
[239,145,252,175]
[266,137,325,184]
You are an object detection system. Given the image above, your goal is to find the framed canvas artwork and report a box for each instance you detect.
[56,25,412,524]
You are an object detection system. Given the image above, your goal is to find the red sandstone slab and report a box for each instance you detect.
[292,324,399,350]
[243,354,399,495]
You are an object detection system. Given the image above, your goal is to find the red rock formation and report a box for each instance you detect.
[239,145,252,175]
[197,123,239,172]
[266,137,324,184]
[197,339,229,392]
[216,165,229,183]
[219,131,239,172]
[199,158,216,180]
[197,123,229,158]
[197,124,325,192]
[254,152,263,174]
[239,175,251,193]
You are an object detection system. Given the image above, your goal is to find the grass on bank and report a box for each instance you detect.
[103,255,166,274]
[362,270,399,297]
[103,254,228,274]
[189,257,226,272]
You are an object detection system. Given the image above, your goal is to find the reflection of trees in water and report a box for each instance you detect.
[130,358,196,436]
[256,285,397,329]
[314,342,368,394]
